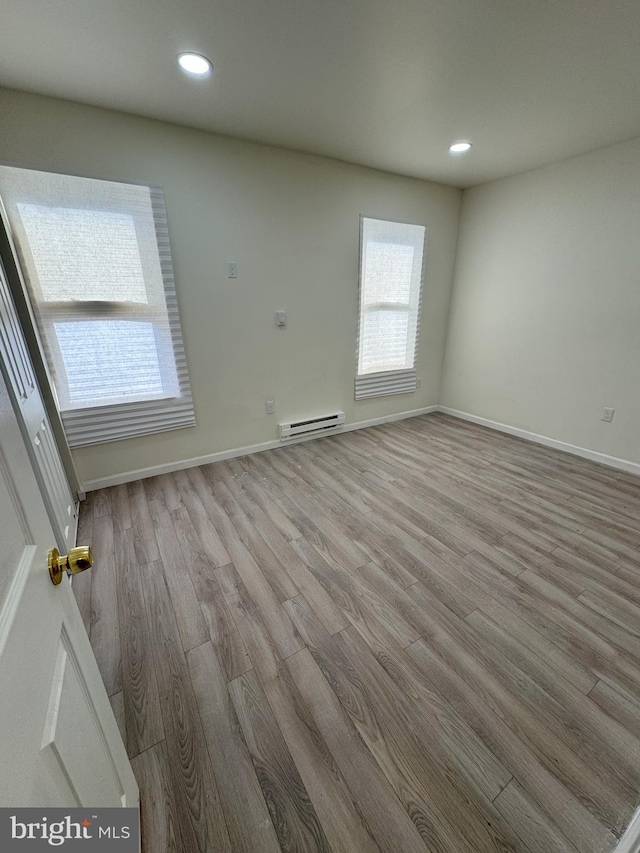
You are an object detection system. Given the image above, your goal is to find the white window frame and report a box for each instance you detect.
[0,164,195,447]
[355,215,427,400]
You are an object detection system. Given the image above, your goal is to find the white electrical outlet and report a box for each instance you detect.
[266,400,275,414]
[416,377,422,389]
[275,311,287,327]
[601,407,615,422]
[227,262,238,278]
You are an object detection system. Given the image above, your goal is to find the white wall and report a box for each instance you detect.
[441,136,640,466]
[0,88,461,484]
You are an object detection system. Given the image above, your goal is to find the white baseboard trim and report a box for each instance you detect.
[438,407,640,476]
[615,807,640,853]
[82,402,640,492]
[82,405,438,492]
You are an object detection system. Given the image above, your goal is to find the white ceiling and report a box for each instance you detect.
[2,0,640,187]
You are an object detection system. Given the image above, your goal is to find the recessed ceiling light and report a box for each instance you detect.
[178,53,212,77]
[449,141,472,154]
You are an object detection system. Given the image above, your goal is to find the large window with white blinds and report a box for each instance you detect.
[0,165,194,446]
[355,216,426,399]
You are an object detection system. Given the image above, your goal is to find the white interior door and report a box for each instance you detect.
[0,253,76,551]
[0,339,138,807]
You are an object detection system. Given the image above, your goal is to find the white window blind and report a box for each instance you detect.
[0,165,194,446]
[355,216,426,399]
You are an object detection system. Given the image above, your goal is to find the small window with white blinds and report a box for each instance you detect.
[0,165,194,446]
[355,216,427,399]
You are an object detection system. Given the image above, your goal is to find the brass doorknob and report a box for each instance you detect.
[48,546,93,586]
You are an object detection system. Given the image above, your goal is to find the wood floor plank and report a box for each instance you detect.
[589,679,640,740]
[285,594,513,805]
[219,577,381,851]
[112,482,133,532]
[224,475,322,591]
[147,498,209,652]
[77,491,94,542]
[128,479,161,565]
[73,494,94,635]
[549,532,623,573]
[457,548,640,702]
[567,496,640,549]
[464,607,640,794]
[131,741,184,853]
[170,504,215,572]
[109,691,126,746]
[287,645,430,853]
[186,480,304,660]
[529,547,638,603]
[473,596,598,694]
[72,570,92,637]
[287,598,521,853]
[79,413,640,852]
[245,534,350,636]
[232,470,303,542]
[189,558,252,680]
[212,479,299,602]
[143,476,164,503]
[494,779,580,853]
[405,638,617,853]
[279,443,375,515]
[173,468,231,567]
[585,528,640,564]
[373,532,478,617]
[216,564,304,684]
[220,457,248,478]
[616,559,640,587]
[158,472,184,511]
[335,432,532,550]
[523,552,588,597]
[90,513,121,695]
[288,479,421,589]
[228,669,331,853]
[93,486,113,518]
[405,582,637,829]
[140,558,232,853]
[326,433,395,482]
[114,526,164,757]
[187,642,281,853]
[520,569,640,662]
[256,655,381,853]
[227,575,380,849]
[578,586,640,638]
[255,453,369,571]
[291,536,419,651]
[200,459,237,484]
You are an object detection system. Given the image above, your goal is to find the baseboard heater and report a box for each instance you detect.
[279,411,345,441]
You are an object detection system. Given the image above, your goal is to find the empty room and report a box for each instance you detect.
[1,1,640,851]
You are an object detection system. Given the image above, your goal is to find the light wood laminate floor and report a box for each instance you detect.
[74,413,640,853]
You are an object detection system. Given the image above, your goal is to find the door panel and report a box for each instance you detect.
[34,417,75,545]
[0,259,35,402]
[0,356,137,808]
[42,628,126,807]
[0,255,75,550]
